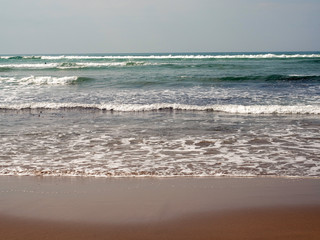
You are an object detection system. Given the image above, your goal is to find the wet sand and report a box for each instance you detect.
[0,176,319,239]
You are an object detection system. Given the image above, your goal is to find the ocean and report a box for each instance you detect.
[0,52,319,178]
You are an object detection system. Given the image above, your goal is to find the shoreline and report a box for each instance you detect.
[1,176,319,239]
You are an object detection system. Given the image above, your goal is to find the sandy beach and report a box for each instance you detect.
[0,176,319,239]
[1,0,320,239]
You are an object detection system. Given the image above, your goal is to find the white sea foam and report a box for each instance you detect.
[289,74,320,77]
[0,62,147,69]
[0,77,15,82]
[0,56,41,59]
[0,76,79,85]
[0,116,319,178]
[56,62,127,69]
[1,102,319,114]
[61,62,146,68]
[41,54,320,59]
[75,62,127,67]
[0,63,58,69]
[49,53,320,60]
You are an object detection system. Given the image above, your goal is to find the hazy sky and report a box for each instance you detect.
[1,0,319,54]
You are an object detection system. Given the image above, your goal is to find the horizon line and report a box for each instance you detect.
[1,50,320,56]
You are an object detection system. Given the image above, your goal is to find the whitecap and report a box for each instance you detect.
[0,76,79,86]
[1,103,319,114]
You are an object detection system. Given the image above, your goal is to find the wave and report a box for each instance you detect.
[286,75,320,81]
[1,103,319,114]
[0,76,89,85]
[209,74,320,82]
[174,74,320,83]
[8,56,41,60]
[0,61,148,70]
[0,56,41,60]
[0,63,59,69]
[59,61,146,68]
[1,74,318,87]
[35,53,320,60]
[1,53,319,60]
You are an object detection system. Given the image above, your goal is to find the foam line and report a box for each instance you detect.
[0,76,79,85]
[1,103,319,114]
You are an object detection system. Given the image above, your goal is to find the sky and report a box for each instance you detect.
[0,0,319,54]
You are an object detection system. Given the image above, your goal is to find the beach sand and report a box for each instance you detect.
[0,176,319,239]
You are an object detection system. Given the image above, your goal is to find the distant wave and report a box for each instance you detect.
[1,53,319,60]
[1,103,319,114]
[0,56,41,60]
[0,63,59,69]
[0,76,89,85]
[0,61,148,70]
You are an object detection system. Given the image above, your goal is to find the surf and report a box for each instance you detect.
[1,102,319,115]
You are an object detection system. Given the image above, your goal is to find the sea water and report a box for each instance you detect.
[0,52,319,177]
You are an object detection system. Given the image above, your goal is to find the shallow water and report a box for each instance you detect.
[1,109,319,177]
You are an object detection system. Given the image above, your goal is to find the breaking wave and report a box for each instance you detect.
[0,63,59,69]
[0,56,41,60]
[1,103,319,114]
[0,61,148,70]
[0,76,90,85]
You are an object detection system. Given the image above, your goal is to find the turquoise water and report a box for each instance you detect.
[0,52,319,177]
